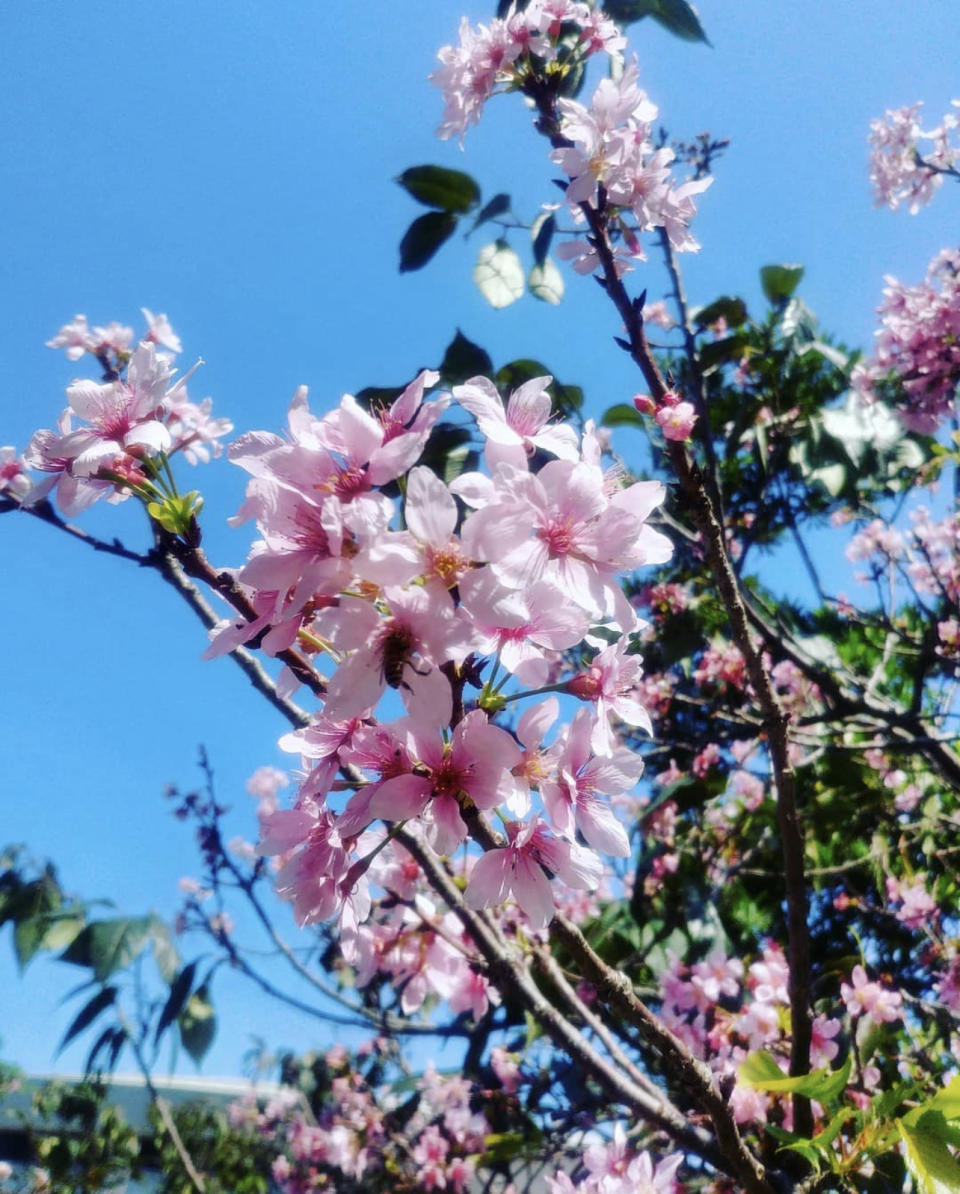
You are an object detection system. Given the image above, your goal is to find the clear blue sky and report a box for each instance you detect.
[0,1,955,1078]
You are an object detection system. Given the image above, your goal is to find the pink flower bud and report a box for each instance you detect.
[655,401,697,441]
[565,672,603,700]
[633,393,656,415]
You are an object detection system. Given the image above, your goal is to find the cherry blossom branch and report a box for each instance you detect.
[153,528,328,703]
[2,495,151,564]
[149,535,312,729]
[2,496,312,731]
[549,913,780,1194]
[656,227,723,516]
[452,806,777,1190]
[580,202,814,1136]
[392,826,736,1177]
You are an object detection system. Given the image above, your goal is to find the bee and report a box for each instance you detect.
[380,625,417,689]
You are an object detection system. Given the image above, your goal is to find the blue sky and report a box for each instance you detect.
[0,1,956,1078]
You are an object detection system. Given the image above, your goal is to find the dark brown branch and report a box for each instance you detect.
[3,498,313,731]
[393,827,738,1178]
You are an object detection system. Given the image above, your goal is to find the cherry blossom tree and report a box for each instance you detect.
[3,3,960,1193]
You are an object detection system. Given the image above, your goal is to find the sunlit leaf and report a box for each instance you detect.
[528,258,564,305]
[473,241,525,308]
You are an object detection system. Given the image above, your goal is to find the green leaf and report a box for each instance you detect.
[396,165,480,213]
[60,917,153,982]
[693,296,748,328]
[439,329,493,385]
[58,986,117,1055]
[698,332,751,374]
[473,241,525,308]
[399,211,457,272]
[156,961,199,1046]
[738,1051,851,1101]
[927,1077,960,1122]
[602,403,645,428]
[528,258,564,305]
[531,213,555,266]
[603,0,710,42]
[149,916,179,984]
[179,984,216,1065]
[470,192,511,233]
[760,263,805,304]
[898,1117,960,1194]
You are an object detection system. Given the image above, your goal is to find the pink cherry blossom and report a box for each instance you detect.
[541,708,642,857]
[464,817,603,929]
[454,374,579,469]
[841,964,903,1025]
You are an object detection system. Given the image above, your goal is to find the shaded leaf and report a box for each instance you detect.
[603,0,709,42]
[155,960,199,1047]
[59,986,117,1055]
[396,165,480,213]
[694,295,748,328]
[471,192,511,233]
[439,330,493,385]
[399,211,457,272]
[85,1024,126,1076]
[531,213,555,266]
[473,241,524,308]
[60,917,153,982]
[179,984,217,1065]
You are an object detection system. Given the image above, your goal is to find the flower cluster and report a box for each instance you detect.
[634,389,699,442]
[224,371,670,938]
[851,248,960,432]
[552,63,712,261]
[869,100,960,213]
[433,2,625,143]
[846,505,960,608]
[10,312,231,516]
[229,1047,493,1194]
[434,9,709,276]
[660,945,843,1127]
[547,1128,684,1194]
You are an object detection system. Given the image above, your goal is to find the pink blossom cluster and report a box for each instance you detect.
[691,643,748,692]
[659,944,841,1127]
[840,965,902,1026]
[228,371,671,943]
[869,101,960,213]
[10,314,231,516]
[851,248,960,432]
[553,64,711,264]
[862,742,925,814]
[433,3,625,143]
[547,1126,684,1194]
[229,1048,492,1194]
[846,505,960,606]
[633,389,698,442]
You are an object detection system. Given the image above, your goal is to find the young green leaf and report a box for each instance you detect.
[760,263,806,304]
